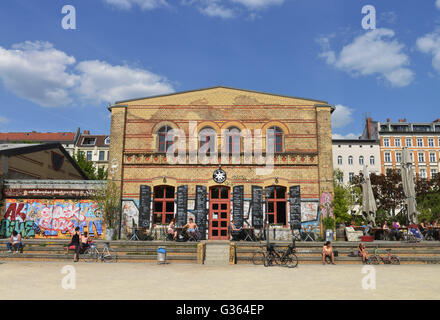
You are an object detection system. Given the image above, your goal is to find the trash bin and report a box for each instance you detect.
[325,230,334,242]
[157,247,167,264]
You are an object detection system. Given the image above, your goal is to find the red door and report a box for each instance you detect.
[209,186,230,240]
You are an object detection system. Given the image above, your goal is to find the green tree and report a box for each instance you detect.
[72,152,107,180]
[333,170,353,225]
[93,181,121,238]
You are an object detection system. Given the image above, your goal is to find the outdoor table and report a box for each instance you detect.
[370,228,386,240]
[353,226,365,231]
[174,226,185,238]
[426,226,440,240]
[242,227,255,241]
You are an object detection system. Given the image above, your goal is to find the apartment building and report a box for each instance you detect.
[74,131,110,171]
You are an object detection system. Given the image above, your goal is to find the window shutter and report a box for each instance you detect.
[139,185,151,228]
[289,186,301,230]
[232,185,244,228]
[176,185,188,227]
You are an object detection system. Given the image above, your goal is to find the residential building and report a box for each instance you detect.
[0,143,87,180]
[109,86,334,240]
[74,131,110,172]
[362,117,440,179]
[332,139,381,185]
[0,129,81,156]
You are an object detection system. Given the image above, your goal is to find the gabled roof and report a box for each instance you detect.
[0,131,77,143]
[0,143,88,180]
[113,86,330,105]
[76,134,110,148]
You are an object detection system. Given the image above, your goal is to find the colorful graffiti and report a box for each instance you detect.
[320,192,333,219]
[301,201,319,222]
[0,199,104,238]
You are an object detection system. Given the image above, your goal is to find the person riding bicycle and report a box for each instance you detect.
[322,241,335,265]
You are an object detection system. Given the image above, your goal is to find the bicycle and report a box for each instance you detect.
[263,242,298,268]
[252,246,266,265]
[368,247,400,265]
[82,242,118,263]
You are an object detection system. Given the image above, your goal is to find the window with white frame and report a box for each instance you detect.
[87,151,92,161]
[418,152,425,163]
[384,138,390,147]
[395,138,401,147]
[370,156,375,165]
[417,138,423,147]
[359,156,364,165]
[349,172,354,182]
[428,138,434,147]
[430,152,436,163]
[431,169,438,179]
[337,156,342,165]
[384,152,391,163]
[348,156,353,165]
[406,138,412,147]
[396,152,402,163]
[420,169,427,179]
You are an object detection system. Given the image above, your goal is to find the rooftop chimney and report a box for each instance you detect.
[434,118,440,123]
[387,118,390,123]
[398,118,406,123]
[84,130,90,135]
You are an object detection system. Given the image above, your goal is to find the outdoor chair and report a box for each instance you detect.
[301,225,315,241]
[345,227,363,242]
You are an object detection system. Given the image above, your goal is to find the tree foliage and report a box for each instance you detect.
[93,181,121,232]
[72,152,108,180]
[333,170,354,224]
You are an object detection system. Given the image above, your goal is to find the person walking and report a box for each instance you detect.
[67,227,81,262]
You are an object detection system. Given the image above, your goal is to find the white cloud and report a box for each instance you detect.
[332,133,361,140]
[0,116,9,124]
[75,60,174,104]
[436,0,440,10]
[230,0,284,10]
[0,41,174,107]
[319,28,414,87]
[331,104,354,129]
[416,29,440,74]
[103,0,168,10]
[198,2,235,18]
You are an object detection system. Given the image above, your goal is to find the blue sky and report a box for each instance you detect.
[0,0,440,137]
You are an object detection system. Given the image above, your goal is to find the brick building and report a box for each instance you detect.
[362,117,440,179]
[108,87,334,240]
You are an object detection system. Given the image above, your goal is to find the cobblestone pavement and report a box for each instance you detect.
[0,261,439,300]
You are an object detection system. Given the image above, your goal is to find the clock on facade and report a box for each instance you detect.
[213,169,227,183]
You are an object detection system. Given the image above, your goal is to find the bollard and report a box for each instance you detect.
[157,247,167,264]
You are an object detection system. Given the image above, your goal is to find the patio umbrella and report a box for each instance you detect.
[362,165,377,225]
[401,148,418,224]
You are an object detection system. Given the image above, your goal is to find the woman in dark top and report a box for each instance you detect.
[67,227,81,262]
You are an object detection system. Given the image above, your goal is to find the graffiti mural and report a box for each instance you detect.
[122,200,139,230]
[0,199,104,238]
[320,192,333,219]
[301,201,319,222]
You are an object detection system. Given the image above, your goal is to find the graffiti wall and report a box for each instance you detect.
[0,199,104,238]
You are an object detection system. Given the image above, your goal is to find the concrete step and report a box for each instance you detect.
[204,243,230,265]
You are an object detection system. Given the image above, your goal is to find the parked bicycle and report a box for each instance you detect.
[262,241,298,268]
[368,247,400,265]
[82,242,118,263]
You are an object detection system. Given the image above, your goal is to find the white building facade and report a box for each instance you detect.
[332,139,381,185]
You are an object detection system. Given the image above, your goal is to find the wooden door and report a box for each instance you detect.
[209,186,230,240]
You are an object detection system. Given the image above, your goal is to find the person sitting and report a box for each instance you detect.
[433,220,440,240]
[80,232,90,253]
[382,221,391,240]
[168,218,178,240]
[7,231,23,253]
[322,241,335,265]
[419,219,429,238]
[363,221,374,236]
[390,220,402,241]
[183,218,198,240]
[230,219,243,241]
[358,243,369,264]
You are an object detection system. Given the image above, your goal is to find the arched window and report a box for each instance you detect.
[199,127,217,154]
[337,156,343,165]
[266,126,284,153]
[359,156,364,165]
[225,126,241,154]
[348,156,353,165]
[153,185,175,225]
[370,156,375,165]
[157,126,173,153]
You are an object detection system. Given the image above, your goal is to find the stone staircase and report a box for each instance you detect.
[0,239,199,263]
[204,241,230,265]
[234,241,440,264]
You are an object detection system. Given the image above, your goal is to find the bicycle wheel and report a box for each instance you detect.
[264,252,274,267]
[368,255,380,265]
[83,248,98,262]
[103,248,118,262]
[252,250,265,265]
[282,253,299,268]
[390,255,400,265]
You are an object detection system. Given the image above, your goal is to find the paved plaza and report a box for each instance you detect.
[0,261,439,300]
